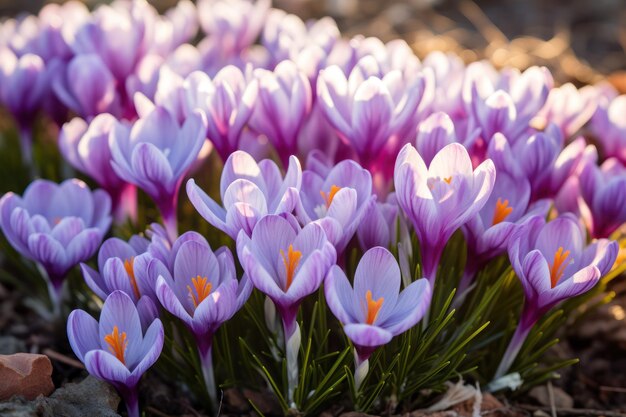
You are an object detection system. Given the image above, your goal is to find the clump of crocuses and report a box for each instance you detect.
[2,1,626,416]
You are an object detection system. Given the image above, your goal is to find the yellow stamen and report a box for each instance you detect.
[280,244,302,291]
[492,198,514,225]
[123,257,141,299]
[320,185,342,208]
[53,217,62,225]
[549,247,571,288]
[187,276,212,308]
[104,326,128,365]
[365,290,384,325]
[443,177,452,184]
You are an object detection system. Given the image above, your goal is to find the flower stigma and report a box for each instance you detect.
[104,325,128,365]
[549,246,571,288]
[280,244,302,291]
[364,290,384,325]
[187,276,212,308]
[492,198,513,225]
[124,257,141,299]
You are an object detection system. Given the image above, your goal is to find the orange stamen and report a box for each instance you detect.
[365,290,384,325]
[123,257,140,299]
[492,198,514,225]
[104,326,128,365]
[443,177,452,184]
[187,276,212,308]
[549,247,571,288]
[280,244,302,291]
[320,185,342,208]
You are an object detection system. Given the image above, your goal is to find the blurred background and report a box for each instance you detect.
[1,0,625,87]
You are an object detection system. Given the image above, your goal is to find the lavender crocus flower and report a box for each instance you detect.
[80,236,159,330]
[394,143,496,284]
[317,58,432,184]
[495,214,618,379]
[197,0,270,57]
[590,94,626,165]
[250,60,312,167]
[357,194,398,252]
[415,112,458,166]
[51,54,121,119]
[67,291,164,417]
[187,150,301,240]
[534,83,597,139]
[579,158,626,238]
[296,154,375,254]
[110,106,207,241]
[325,247,431,389]
[154,235,252,408]
[184,67,258,161]
[0,179,111,310]
[0,48,49,162]
[237,214,336,403]
[59,114,137,222]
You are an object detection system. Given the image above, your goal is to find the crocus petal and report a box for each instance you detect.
[343,323,393,348]
[67,309,100,363]
[324,265,359,324]
[382,278,431,335]
[155,275,193,326]
[85,350,132,387]
[128,318,164,386]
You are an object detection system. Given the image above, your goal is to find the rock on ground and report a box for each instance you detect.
[0,375,121,417]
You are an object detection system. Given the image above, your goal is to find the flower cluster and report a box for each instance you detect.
[0,0,624,416]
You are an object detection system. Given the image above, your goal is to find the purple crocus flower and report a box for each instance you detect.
[262,9,339,68]
[153,234,252,407]
[590,94,626,165]
[579,158,626,238]
[325,247,431,389]
[296,154,375,254]
[394,143,496,284]
[250,60,313,167]
[187,150,301,240]
[317,58,432,185]
[415,112,458,166]
[495,214,618,379]
[0,47,49,162]
[109,106,207,241]
[67,290,164,417]
[59,114,137,222]
[197,0,270,57]
[72,1,152,82]
[237,214,336,402]
[357,194,399,252]
[464,65,553,157]
[0,179,111,310]
[184,67,259,161]
[459,169,550,296]
[535,83,597,139]
[80,236,159,331]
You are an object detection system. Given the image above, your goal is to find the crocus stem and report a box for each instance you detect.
[353,351,370,392]
[452,262,480,310]
[284,320,301,406]
[493,318,534,380]
[158,196,178,243]
[196,335,217,412]
[121,387,140,417]
[111,184,138,224]
[19,126,33,165]
[38,264,63,319]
